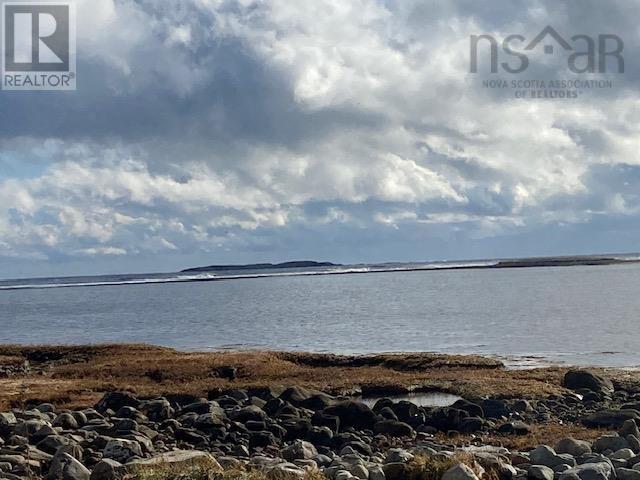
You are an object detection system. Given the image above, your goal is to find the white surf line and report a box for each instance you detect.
[0,262,498,291]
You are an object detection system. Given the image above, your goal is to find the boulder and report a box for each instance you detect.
[323,401,377,430]
[95,392,140,413]
[621,421,640,439]
[53,413,79,430]
[482,399,510,419]
[559,462,614,480]
[498,421,531,435]
[373,420,414,437]
[564,370,614,394]
[452,399,484,418]
[426,407,469,431]
[103,439,143,462]
[37,434,76,455]
[47,453,90,480]
[90,459,124,480]
[232,405,267,423]
[141,399,174,421]
[266,463,306,480]
[385,449,414,464]
[617,468,640,480]
[280,387,335,410]
[628,435,640,454]
[442,463,480,480]
[556,438,592,457]
[281,440,318,461]
[612,449,635,460]
[582,410,640,428]
[593,434,630,453]
[383,463,408,480]
[529,465,555,480]
[530,445,576,468]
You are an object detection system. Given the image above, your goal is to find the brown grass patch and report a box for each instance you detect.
[438,421,609,450]
[0,343,637,412]
[403,452,494,480]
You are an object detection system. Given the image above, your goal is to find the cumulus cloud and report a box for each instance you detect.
[1,0,639,276]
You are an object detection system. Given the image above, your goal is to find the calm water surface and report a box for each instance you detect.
[2,264,640,368]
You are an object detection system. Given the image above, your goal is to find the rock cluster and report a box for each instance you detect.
[0,369,639,480]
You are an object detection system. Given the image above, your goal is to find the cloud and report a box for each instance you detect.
[1,0,640,276]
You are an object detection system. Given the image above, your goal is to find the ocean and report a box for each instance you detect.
[2,260,640,368]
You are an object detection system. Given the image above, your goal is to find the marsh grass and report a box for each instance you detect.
[401,453,493,480]
[0,344,579,411]
[126,460,325,480]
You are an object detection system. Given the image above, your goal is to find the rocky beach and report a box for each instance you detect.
[1,346,640,480]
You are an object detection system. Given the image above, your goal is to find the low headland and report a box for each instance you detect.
[181,262,341,274]
[179,255,640,277]
[2,345,640,480]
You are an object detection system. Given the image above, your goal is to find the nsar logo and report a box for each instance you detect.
[470,25,624,74]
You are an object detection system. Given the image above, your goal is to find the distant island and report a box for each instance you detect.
[492,256,638,269]
[181,255,638,275]
[181,260,341,273]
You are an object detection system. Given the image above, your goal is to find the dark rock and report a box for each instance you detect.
[458,417,485,433]
[390,401,422,425]
[249,431,278,449]
[514,400,534,412]
[280,387,335,410]
[558,462,613,480]
[311,412,340,433]
[322,401,377,430]
[95,393,139,414]
[232,406,267,423]
[426,407,469,431]
[37,435,76,455]
[174,428,208,446]
[593,434,629,453]
[582,410,640,428]
[555,438,592,456]
[383,463,408,480]
[281,440,318,461]
[530,445,576,468]
[306,426,333,446]
[281,418,312,441]
[621,420,640,439]
[373,420,414,437]
[213,366,237,380]
[89,459,124,480]
[497,421,531,435]
[47,452,90,480]
[482,399,510,419]
[372,398,395,412]
[378,407,398,420]
[529,465,555,480]
[452,399,484,418]
[564,370,614,395]
[53,413,79,430]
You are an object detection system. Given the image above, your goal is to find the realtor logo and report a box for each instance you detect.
[1,1,76,90]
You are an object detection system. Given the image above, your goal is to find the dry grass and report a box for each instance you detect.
[127,456,222,480]
[438,422,608,450]
[0,343,636,412]
[127,458,325,480]
[403,452,494,480]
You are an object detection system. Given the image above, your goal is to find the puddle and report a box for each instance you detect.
[357,391,462,408]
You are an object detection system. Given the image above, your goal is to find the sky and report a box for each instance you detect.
[1,0,639,279]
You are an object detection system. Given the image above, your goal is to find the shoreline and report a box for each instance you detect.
[2,255,640,291]
[1,343,638,409]
[2,344,640,479]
